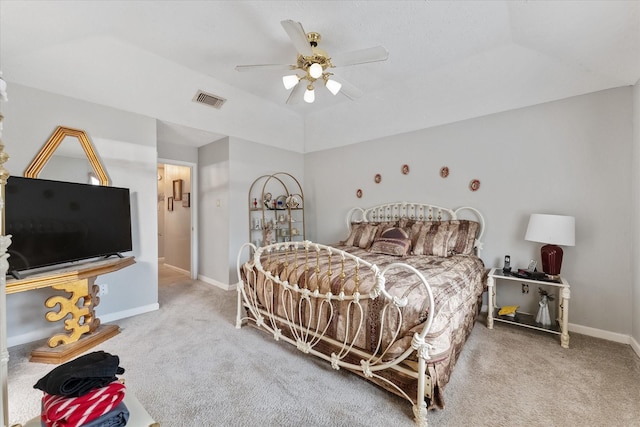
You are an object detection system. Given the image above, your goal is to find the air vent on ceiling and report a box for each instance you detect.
[192,90,226,109]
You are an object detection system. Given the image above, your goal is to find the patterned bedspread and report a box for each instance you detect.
[241,243,485,409]
[333,245,485,360]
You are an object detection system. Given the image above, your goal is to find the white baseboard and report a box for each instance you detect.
[7,303,160,348]
[198,274,236,291]
[8,324,62,348]
[630,335,640,359]
[162,263,190,275]
[567,322,631,344]
[98,303,160,324]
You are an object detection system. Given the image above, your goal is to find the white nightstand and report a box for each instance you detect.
[486,268,570,348]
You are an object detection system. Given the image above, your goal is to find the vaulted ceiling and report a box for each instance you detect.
[1,1,639,153]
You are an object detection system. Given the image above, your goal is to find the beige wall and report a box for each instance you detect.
[162,164,192,272]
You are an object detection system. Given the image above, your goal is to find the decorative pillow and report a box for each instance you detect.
[412,222,451,257]
[399,217,420,229]
[342,222,379,249]
[371,221,400,240]
[412,220,480,256]
[369,227,412,257]
[447,220,480,255]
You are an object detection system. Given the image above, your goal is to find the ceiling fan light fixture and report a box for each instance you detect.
[304,84,315,103]
[309,63,323,79]
[325,79,342,95]
[282,74,300,90]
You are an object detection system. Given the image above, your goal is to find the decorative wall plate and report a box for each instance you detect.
[275,195,287,209]
[402,164,410,175]
[440,166,449,178]
[374,174,382,183]
[356,189,363,198]
[469,179,480,191]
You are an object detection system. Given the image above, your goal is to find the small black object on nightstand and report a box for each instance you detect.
[502,255,511,273]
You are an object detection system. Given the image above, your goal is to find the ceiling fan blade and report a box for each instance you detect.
[285,81,305,105]
[331,76,364,100]
[235,64,294,72]
[281,19,313,56]
[331,46,389,67]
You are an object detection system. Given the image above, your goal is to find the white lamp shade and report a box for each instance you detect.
[525,214,575,246]
[303,87,315,103]
[282,75,300,90]
[309,63,323,79]
[325,79,342,95]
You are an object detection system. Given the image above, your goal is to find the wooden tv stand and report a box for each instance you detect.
[6,256,135,364]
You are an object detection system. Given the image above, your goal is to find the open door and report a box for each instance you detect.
[157,161,197,279]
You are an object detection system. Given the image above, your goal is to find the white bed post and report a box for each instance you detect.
[0,73,11,427]
[413,356,429,427]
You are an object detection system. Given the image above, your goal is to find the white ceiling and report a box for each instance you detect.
[1,1,639,153]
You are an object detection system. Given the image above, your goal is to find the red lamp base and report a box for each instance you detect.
[540,244,564,278]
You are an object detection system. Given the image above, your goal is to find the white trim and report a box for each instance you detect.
[629,335,640,359]
[98,303,160,324]
[158,158,198,280]
[8,303,160,348]
[567,322,631,344]
[162,263,190,276]
[198,274,236,291]
[7,324,61,348]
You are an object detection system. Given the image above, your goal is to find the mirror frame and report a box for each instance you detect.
[24,126,110,186]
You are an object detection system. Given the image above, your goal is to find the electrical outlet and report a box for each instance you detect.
[522,283,529,294]
[98,283,109,296]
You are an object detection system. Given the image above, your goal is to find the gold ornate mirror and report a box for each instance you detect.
[24,126,110,186]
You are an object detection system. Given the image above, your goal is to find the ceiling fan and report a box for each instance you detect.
[235,19,389,104]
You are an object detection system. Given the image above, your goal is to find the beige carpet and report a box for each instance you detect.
[7,265,640,426]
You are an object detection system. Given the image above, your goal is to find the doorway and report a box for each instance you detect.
[157,161,198,279]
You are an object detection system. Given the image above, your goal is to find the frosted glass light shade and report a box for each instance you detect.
[525,214,575,246]
[303,86,315,103]
[325,79,342,95]
[309,63,323,79]
[282,75,300,90]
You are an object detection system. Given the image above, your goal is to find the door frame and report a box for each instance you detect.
[158,158,198,280]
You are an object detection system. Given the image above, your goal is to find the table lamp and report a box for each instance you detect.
[524,214,575,279]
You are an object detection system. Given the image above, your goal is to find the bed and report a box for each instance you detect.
[235,202,485,426]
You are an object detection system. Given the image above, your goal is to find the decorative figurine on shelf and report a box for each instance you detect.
[262,224,274,245]
[536,288,555,327]
[253,198,257,208]
[263,192,272,209]
[286,195,300,208]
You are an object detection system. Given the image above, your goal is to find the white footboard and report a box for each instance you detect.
[236,241,435,426]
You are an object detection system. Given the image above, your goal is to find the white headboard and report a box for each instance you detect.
[346,201,485,256]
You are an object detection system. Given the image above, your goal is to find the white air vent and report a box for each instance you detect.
[192,90,226,109]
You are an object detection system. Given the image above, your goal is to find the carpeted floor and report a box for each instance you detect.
[7,265,640,426]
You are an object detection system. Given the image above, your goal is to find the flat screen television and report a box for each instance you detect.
[5,176,133,276]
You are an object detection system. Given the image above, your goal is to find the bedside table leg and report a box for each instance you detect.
[560,287,570,348]
[486,275,494,329]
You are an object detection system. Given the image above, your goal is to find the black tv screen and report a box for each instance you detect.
[5,176,133,274]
